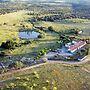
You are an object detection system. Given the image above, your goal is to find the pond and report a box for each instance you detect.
[19,31,40,39]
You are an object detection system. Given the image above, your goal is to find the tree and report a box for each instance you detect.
[43,58,48,62]
[48,26,54,31]
[42,87,47,90]
[0,52,6,57]
[15,61,24,69]
[53,87,58,90]
[38,34,43,38]
[59,33,72,44]
[3,22,7,25]
[8,61,24,69]
[1,40,18,49]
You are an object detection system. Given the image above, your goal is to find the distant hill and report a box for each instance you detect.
[0,0,90,5]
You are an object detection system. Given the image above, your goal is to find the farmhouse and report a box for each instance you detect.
[66,41,87,53]
[44,40,89,61]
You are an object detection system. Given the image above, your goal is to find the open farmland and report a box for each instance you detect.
[0,10,33,43]
[0,10,59,62]
[0,1,90,90]
[34,20,90,36]
[0,8,90,63]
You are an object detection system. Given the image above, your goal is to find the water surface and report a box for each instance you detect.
[19,31,40,39]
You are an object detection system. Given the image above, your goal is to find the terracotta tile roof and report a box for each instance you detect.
[68,41,87,52]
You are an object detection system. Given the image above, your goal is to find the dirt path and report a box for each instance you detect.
[47,58,90,65]
[0,63,47,84]
[0,59,90,83]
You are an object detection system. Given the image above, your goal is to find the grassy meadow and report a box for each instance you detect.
[35,20,90,35]
[0,10,33,43]
[0,1,90,90]
[0,11,59,62]
[0,6,90,90]
[0,63,90,90]
[0,10,90,62]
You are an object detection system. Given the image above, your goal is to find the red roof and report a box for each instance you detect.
[68,41,86,52]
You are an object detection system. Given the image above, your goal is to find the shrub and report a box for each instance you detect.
[9,83,15,89]
[0,69,4,74]
[33,83,37,87]
[33,71,38,75]
[13,24,16,26]
[8,61,24,69]
[34,48,50,60]
[22,40,31,45]
[15,61,24,69]
[52,81,55,85]
[15,77,21,80]
[6,85,10,89]
[3,22,7,25]
[0,52,6,57]
[1,40,18,49]
[33,71,39,79]
[22,25,26,28]
[22,83,27,87]
[42,87,47,90]
[39,48,49,56]
[48,26,54,31]
[66,28,80,35]
[43,58,48,62]
[38,34,43,38]
[24,77,29,81]
[35,73,39,79]
[0,67,8,74]
[30,87,33,90]
[46,80,50,84]
[53,87,58,90]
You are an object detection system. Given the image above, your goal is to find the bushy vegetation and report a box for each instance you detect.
[21,40,32,45]
[0,51,7,57]
[64,28,81,35]
[38,34,44,38]
[59,33,72,44]
[43,58,48,62]
[34,48,50,60]
[1,64,90,90]
[0,68,8,74]
[8,61,24,69]
[48,26,54,31]
[1,40,18,49]
[0,2,90,90]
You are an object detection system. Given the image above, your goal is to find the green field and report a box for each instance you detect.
[0,10,33,43]
[0,10,59,62]
[1,1,90,90]
[35,20,90,35]
[0,2,90,90]
[0,10,90,62]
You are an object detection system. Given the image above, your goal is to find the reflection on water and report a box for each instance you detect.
[19,31,40,39]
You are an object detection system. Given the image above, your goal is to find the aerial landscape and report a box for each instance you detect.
[0,0,90,90]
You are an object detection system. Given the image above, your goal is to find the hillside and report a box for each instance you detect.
[0,1,90,90]
[0,0,90,4]
[0,63,90,90]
